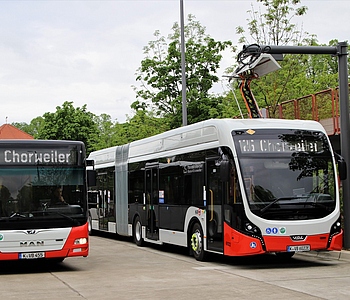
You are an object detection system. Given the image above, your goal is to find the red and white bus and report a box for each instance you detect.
[88,119,344,260]
[0,140,90,262]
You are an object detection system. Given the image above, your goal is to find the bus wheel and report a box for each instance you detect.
[88,213,93,236]
[191,223,206,261]
[133,216,143,246]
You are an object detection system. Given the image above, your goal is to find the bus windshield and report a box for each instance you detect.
[0,166,87,229]
[233,129,336,220]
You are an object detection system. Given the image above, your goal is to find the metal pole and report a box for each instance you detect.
[337,42,350,249]
[244,45,338,55]
[180,0,187,126]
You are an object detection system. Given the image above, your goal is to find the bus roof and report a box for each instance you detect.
[89,118,327,168]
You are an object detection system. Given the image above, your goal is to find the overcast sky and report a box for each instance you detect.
[0,0,349,125]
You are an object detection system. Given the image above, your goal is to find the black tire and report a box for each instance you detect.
[88,213,93,236]
[133,216,143,246]
[190,223,206,261]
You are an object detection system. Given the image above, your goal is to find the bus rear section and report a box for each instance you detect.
[0,140,89,261]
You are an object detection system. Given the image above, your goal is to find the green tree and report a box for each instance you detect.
[214,91,248,119]
[91,110,169,151]
[121,110,169,144]
[133,14,232,129]
[37,101,98,154]
[93,113,119,150]
[233,0,314,117]
[236,0,308,46]
[303,39,341,92]
[12,116,44,137]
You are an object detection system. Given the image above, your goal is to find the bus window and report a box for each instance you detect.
[224,160,244,230]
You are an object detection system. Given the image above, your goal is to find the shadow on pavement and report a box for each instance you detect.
[0,258,79,275]
[92,230,333,270]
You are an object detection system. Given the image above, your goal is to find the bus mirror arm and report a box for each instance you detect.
[220,160,230,182]
[87,170,97,187]
[335,153,347,181]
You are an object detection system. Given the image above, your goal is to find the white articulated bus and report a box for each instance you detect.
[88,119,344,260]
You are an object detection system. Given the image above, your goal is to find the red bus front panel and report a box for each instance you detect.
[224,222,265,256]
[0,223,89,261]
[223,222,342,256]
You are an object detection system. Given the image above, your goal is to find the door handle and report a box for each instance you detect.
[209,189,214,221]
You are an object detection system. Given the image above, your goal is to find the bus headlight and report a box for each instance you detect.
[74,238,88,245]
[328,217,342,247]
[245,222,260,235]
[244,221,266,250]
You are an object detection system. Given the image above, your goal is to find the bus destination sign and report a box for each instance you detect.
[0,149,77,165]
[238,139,322,154]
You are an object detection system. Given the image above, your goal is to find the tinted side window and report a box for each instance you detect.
[159,151,205,206]
[128,162,145,204]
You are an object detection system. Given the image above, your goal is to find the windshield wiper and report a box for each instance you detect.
[308,202,333,212]
[260,196,306,214]
[9,212,27,219]
[43,211,79,226]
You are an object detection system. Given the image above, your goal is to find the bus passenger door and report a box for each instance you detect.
[98,190,108,231]
[206,158,224,253]
[88,191,99,229]
[145,166,159,240]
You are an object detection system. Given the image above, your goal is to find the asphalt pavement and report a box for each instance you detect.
[0,233,350,300]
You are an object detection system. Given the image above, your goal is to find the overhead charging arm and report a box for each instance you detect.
[239,75,262,119]
[232,49,282,119]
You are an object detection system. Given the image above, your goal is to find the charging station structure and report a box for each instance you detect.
[231,42,350,248]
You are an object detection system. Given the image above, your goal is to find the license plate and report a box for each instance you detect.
[19,252,45,259]
[287,245,310,252]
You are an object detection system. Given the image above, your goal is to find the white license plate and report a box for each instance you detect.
[19,252,45,259]
[287,245,310,252]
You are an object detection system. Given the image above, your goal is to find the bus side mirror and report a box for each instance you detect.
[86,160,94,167]
[220,160,230,182]
[339,160,347,181]
[87,170,97,187]
[335,153,347,181]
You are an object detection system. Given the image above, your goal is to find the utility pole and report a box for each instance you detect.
[337,42,350,248]
[180,0,187,126]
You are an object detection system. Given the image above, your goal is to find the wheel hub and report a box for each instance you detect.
[191,230,202,254]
